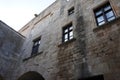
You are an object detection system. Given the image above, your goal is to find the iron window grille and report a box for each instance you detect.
[31,37,41,56]
[62,23,73,42]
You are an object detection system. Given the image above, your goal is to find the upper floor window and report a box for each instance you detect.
[31,37,41,56]
[63,23,73,42]
[68,7,74,15]
[94,2,116,26]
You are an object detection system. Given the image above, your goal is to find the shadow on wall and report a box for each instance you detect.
[78,75,104,80]
[0,75,4,80]
[17,71,45,80]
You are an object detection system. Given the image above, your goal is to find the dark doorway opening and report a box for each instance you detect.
[0,75,4,80]
[79,75,104,80]
[18,71,45,80]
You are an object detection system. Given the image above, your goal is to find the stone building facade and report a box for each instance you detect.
[0,0,120,80]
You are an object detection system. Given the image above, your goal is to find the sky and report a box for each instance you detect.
[0,0,56,31]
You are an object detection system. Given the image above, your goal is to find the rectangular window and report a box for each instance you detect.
[94,2,116,26]
[31,37,41,56]
[68,7,74,15]
[63,23,73,42]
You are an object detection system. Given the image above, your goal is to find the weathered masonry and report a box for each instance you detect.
[0,0,120,80]
[0,21,25,80]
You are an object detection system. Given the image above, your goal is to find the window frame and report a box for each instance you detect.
[94,2,116,26]
[62,23,73,42]
[68,7,74,16]
[31,37,41,56]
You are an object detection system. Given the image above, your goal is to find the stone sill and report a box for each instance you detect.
[23,51,43,62]
[58,38,76,47]
[93,16,120,32]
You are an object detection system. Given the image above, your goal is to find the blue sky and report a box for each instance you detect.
[0,0,56,31]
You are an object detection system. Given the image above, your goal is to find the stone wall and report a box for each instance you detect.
[0,21,25,80]
[15,0,120,80]
[81,0,120,80]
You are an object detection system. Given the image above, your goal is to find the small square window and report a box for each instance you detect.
[31,37,41,56]
[94,2,116,26]
[68,7,74,15]
[62,23,73,42]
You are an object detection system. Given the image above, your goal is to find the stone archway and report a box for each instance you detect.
[18,71,45,80]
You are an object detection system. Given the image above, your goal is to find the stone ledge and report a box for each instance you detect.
[93,16,120,32]
[58,38,76,47]
[23,51,43,62]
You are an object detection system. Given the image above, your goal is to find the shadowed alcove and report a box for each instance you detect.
[18,71,45,80]
[0,75,4,80]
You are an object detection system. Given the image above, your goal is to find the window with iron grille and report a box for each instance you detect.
[62,23,73,42]
[94,2,116,26]
[68,7,74,15]
[31,37,41,56]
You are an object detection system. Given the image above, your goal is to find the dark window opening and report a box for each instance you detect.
[94,2,116,26]
[68,7,74,15]
[62,23,73,42]
[31,37,41,56]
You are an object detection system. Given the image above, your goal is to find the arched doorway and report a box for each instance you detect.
[18,71,45,80]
